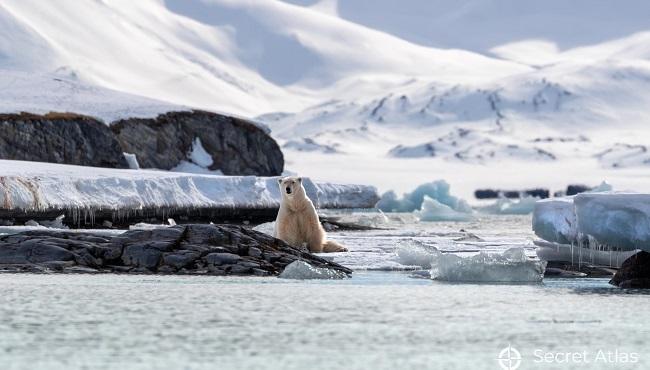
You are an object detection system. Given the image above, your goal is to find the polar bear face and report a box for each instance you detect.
[278,176,304,198]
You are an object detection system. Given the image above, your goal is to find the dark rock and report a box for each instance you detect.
[121,245,163,270]
[524,188,550,199]
[157,265,177,274]
[474,188,550,199]
[205,252,241,266]
[163,251,199,269]
[0,224,351,276]
[0,112,128,168]
[111,110,283,176]
[610,251,650,288]
[63,266,99,274]
[0,240,76,264]
[248,247,262,258]
[474,189,500,199]
[566,184,591,196]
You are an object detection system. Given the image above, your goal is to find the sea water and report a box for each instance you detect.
[0,215,648,370]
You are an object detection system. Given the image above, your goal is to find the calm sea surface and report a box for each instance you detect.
[1,215,648,370]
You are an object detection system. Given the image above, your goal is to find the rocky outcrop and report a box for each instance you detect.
[0,224,351,276]
[610,251,650,288]
[111,110,284,176]
[0,112,128,168]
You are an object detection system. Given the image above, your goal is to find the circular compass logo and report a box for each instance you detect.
[497,344,522,370]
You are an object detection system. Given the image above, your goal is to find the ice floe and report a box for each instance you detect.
[278,260,348,280]
[0,160,379,221]
[430,247,546,283]
[395,240,545,282]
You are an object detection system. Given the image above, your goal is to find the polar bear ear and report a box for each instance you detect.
[277,178,283,184]
[297,177,302,183]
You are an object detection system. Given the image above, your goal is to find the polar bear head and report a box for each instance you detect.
[278,176,304,199]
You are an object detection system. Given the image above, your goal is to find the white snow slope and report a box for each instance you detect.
[2,1,650,197]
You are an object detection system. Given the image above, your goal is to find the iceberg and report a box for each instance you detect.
[430,247,546,283]
[377,180,473,221]
[278,260,348,280]
[415,196,474,221]
[376,180,471,213]
[574,192,650,252]
[395,239,440,268]
[532,196,577,244]
[396,240,546,282]
[478,196,538,215]
[533,188,650,269]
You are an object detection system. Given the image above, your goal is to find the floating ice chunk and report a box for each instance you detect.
[278,260,348,280]
[532,196,577,244]
[377,180,471,214]
[395,239,441,268]
[430,247,546,283]
[478,196,538,215]
[415,195,474,221]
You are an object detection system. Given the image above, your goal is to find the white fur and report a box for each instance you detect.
[274,176,347,253]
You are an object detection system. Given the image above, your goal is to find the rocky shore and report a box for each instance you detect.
[0,224,351,277]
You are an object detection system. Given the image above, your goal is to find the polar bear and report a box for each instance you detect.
[274,176,348,253]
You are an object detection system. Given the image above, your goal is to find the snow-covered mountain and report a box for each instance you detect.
[1,0,650,198]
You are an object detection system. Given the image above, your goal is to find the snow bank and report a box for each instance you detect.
[377,181,472,221]
[0,160,379,221]
[278,260,348,280]
[396,240,545,282]
[478,196,538,215]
